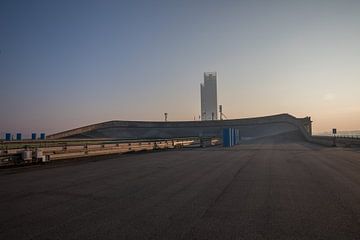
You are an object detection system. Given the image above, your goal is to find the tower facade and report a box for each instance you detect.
[200,72,218,120]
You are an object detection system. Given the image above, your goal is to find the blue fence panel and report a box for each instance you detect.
[223,128,231,147]
[231,128,235,147]
[223,128,240,147]
[16,133,22,141]
[5,133,11,141]
[40,133,46,140]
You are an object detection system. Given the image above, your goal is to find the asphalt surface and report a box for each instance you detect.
[1,137,360,239]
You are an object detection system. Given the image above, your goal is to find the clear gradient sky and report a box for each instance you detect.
[1,0,359,135]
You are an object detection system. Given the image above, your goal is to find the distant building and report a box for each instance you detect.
[201,72,218,120]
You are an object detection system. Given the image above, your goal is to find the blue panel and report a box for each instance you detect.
[223,128,230,147]
[5,133,11,141]
[40,133,46,140]
[32,133,37,140]
[16,133,22,141]
[233,129,236,145]
[224,128,240,147]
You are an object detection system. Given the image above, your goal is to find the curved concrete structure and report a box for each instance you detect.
[48,114,312,140]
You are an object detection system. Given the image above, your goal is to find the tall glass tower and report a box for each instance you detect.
[200,72,218,120]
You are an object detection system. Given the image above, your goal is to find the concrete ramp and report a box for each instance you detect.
[48,114,312,141]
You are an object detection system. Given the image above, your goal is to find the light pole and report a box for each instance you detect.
[332,128,337,147]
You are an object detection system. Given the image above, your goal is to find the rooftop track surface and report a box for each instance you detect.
[1,138,360,239]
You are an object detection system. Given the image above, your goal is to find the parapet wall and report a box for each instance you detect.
[47,114,312,141]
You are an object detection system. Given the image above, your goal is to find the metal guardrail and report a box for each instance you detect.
[0,137,220,167]
[314,135,360,139]
[312,135,360,147]
[0,138,192,150]
[335,135,360,139]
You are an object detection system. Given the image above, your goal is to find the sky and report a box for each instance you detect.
[0,0,359,135]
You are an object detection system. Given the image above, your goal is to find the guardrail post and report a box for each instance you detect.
[332,136,336,147]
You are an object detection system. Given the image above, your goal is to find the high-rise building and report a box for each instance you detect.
[200,72,218,120]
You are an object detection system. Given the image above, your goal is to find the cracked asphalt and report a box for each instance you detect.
[1,137,360,239]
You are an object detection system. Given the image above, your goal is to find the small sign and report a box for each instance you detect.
[332,128,337,135]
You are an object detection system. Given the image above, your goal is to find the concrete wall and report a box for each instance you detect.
[48,114,312,141]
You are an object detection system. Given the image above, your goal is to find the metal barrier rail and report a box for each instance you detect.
[311,135,360,147]
[336,135,360,139]
[314,135,360,139]
[0,137,200,150]
[0,137,220,167]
